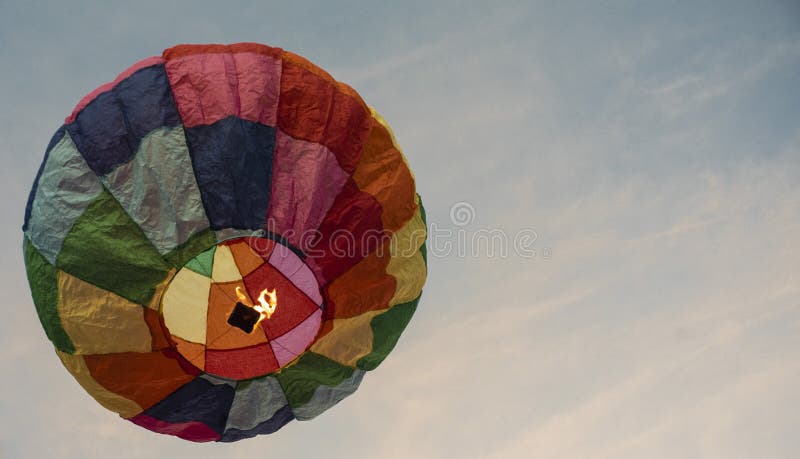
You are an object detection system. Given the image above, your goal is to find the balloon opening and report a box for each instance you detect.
[159,236,325,379]
[227,301,261,333]
[232,285,278,332]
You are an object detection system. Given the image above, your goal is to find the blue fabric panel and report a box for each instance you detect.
[23,125,67,232]
[143,377,235,435]
[220,405,294,442]
[66,64,181,175]
[184,116,275,230]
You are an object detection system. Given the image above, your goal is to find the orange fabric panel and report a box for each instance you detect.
[228,240,266,276]
[245,236,276,260]
[279,50,334,81]
[171,336,206,371]
[205,281,268,350]
[277,52,371,174]
[326,246,396,319]
[56,350,143,418]
[83,351,195,411]
[315,319,334,341]
[162,42,282,61]
[353,118,418,232]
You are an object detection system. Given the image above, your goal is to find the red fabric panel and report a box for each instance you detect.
[204,343,278,380]
[305,179,386,286]
[243,263,319,339]
[143,307,171,351]
[325,244,396,319]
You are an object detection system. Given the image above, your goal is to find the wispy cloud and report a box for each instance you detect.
[2,1,799,458]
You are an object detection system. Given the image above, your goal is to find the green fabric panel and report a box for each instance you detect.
[57,188,171,306]
[164,229,216,270]
[276,352,354,408]
[417,195,427,265]
[23,237,75,353]
[292,369,365,421]
[357,294,421,371]
[183,245,216,277]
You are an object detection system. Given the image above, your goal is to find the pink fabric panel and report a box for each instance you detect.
[268,243,323,305]
[65,56,165,123]
[271,309,322,367]
[129,414,221,442]
[266,130,349,248]
[165,51,281,128]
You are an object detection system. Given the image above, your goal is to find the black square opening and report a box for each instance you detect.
[227,302,261,333]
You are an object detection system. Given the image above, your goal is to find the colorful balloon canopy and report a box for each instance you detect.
[22,43,427,442]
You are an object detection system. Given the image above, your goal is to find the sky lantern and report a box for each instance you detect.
[22,42,427,442]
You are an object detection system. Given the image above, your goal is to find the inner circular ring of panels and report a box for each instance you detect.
[160,236,324,380]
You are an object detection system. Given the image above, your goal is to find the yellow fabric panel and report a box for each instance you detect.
[56,350,142,418]
[369,108,399,150]
[161,268,210,344]
[146,268,175,310]
[369,107,415,181]
[57,271,152,355]
[211,244,242,282]
[386,203,427,306]
[309,309,384,367]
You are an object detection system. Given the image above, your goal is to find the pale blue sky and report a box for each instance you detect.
[1,1,799,458]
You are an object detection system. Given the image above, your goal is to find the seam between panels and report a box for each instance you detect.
[264,303,320,343]
[227,55,251,230]
[267,255,323,307]
[95,183,173,271]
[111,84,137,168]
[227,51,242,120]
[263,55,284,231]
[287,127,353,243]
[261,51,283,129]
[23,125,66,232]
[164,61,218,258]
[273,369,300,422]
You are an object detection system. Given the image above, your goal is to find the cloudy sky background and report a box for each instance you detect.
[1,1,799,457]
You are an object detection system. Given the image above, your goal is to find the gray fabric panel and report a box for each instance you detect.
[26,132,103,264]
[225,376,289,431]
[200,373,237,387]
[214,228,259,242]
[294,369,366,421]
[102,125,210,255]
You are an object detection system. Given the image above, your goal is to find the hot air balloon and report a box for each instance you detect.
[22,43,427,442]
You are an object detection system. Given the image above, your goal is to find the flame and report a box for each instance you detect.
[235,286,278,329]
[256,288,278,319]
[235,286,250,305]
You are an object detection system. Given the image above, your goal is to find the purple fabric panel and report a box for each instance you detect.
[268,243,323,305]
[270,309,322,367]
[129,414,221,442]
[266,130,349,248]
